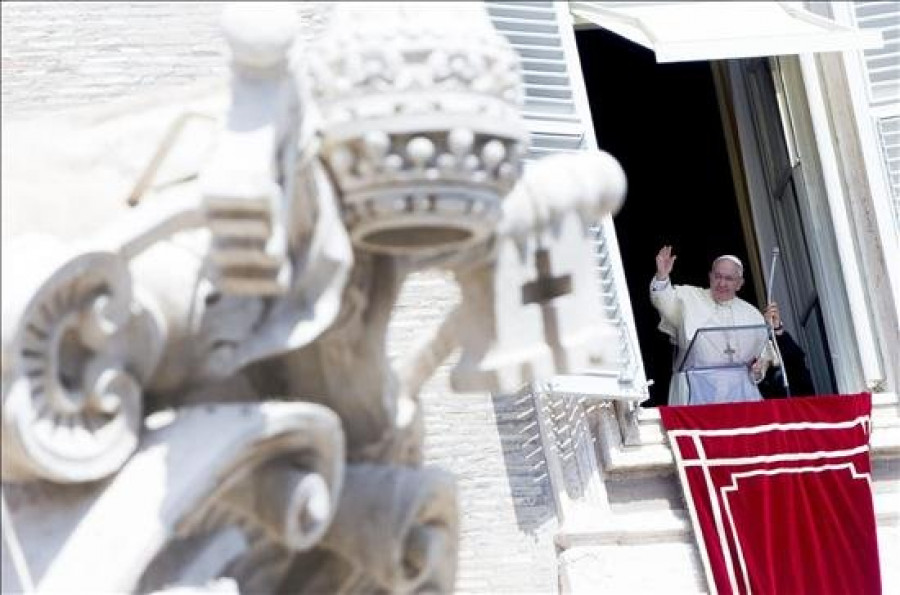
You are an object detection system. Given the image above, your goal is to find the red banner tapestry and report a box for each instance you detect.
[660,393,880,595]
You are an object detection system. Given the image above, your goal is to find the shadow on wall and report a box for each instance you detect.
[490,390,558,535]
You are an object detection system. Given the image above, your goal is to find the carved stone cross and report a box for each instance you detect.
[521,247,574,370]
[521,248,573,306]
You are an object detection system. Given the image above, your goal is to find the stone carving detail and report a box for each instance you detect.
[306,2,529,256]
[290,464,458,594]
[1,236,165,483]
[22,402,344,594]
[200,4,301,297]
[1,2,627,593]
[452,152,627,393]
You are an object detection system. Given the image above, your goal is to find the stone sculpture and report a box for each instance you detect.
[1,3,626,593]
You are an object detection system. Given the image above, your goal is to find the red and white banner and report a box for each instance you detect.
[660,393,880,595]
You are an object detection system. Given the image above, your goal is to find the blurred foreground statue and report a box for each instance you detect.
[1,3,626,593]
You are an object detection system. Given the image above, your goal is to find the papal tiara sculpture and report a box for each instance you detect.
[305,2,529,256]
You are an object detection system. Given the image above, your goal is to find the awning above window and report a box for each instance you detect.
[570,1,884,63]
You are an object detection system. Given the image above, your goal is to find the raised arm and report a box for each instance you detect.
[649,245,681,327]
[655,245,676,281]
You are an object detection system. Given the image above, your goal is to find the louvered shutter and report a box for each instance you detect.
[486,1,586,158]
[854,1,900,105]
[487,1,647,386]
[850,1,900,234]
[876,116,900,225]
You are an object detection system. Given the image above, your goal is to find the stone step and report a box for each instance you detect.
[559,540,708,595]
[637,419,667,445]
[559,483,897,550]
[556,507,691,549]
[872,391,900,428]
[873,487,900,524]
[870,392,900,456]
[636,405,661,423]
[557,488,897,595]
[601,442,674,474]
[873,391,899,407]
[871,425,900,457]
[873,412,900,430]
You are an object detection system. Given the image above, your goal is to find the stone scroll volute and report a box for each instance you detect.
[1,235,165,483]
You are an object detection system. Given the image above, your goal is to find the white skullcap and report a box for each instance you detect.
[713,254,743,275]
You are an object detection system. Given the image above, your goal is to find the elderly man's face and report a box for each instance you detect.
[709,260,744,303]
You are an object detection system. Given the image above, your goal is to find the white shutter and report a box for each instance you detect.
[486,1,586,159]
[877,115,900,230]
[849,1,900,233]
[853,1,900,106]
[487,1,646,387]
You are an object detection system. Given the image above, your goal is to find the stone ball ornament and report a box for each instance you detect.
[221,2,300,72]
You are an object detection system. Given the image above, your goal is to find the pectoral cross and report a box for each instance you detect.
[522,248,573,369]
[723,343,737,363]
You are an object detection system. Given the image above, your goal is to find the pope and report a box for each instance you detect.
[650,245,769,406]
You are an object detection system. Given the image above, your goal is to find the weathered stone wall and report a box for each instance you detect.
[1,2,227,119]
[1,3,558,592]
[0,2,335,119]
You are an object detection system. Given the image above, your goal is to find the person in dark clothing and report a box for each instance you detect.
[758,302,816,399]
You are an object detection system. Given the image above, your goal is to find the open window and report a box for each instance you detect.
[569,1,882,404]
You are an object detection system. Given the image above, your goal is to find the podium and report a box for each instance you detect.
[678,324,768,405]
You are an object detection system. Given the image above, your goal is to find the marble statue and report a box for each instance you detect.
[1,3,627,593]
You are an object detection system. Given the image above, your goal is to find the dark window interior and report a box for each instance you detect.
[575,28,758,405]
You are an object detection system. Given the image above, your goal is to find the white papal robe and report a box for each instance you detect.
[650,278,767,406]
